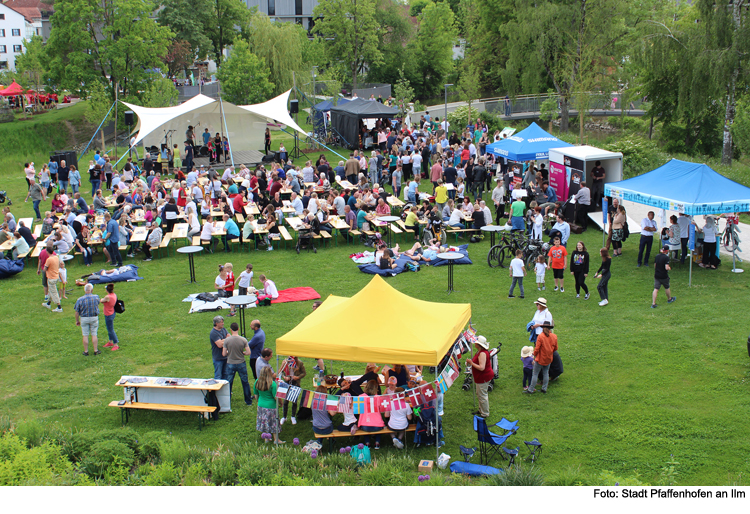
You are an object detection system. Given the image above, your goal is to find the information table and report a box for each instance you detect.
[437,251,464,293]
[224,294,258,337]
[378,215,401,247]
[116,375,231,413]
[176,245,203,283]
[481,224,510,247]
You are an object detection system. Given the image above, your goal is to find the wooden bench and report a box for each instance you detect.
[235,213,245,224]
[446,227,477,241]
[108,400,218,430]
[319,230,332,248]
[277,225,293,250]
[158,233,172,257]
[192,235,201,246]
[314,425,417,452]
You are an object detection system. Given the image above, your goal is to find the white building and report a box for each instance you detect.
[0,0,53,71]
[245,0,318,31]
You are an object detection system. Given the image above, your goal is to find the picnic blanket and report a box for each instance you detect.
[86,265,144,284]
[0,259,24,279]
[271,287,321,304]
[358,254,413,276]
[425,244,473,267]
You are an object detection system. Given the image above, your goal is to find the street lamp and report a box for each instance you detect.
[444,83,454,135]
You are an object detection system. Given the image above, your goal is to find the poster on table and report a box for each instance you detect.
[509,162,524,189]
[549,161,568,200]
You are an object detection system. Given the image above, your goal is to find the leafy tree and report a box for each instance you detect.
[732,96,750,158]
[313,0,383,89]
[695,0,750,165]
[409,0,430,16]
[216,39,274,105]
[45,0,173,100]
[407,0,458,99]
[204,0,252,66]
[14,36,47,110]
[85,80,113,153]
[142,76,179,108]
[457,62,481,128]
[366,0,414,87]
[156,0,213,67]
[392,68,415,120]
[163,40,194,79]
[461,0,515,94]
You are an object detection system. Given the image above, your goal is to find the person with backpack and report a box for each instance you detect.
[100,283,120,351]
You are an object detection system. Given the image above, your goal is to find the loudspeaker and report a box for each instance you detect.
[124,110,134,126]
[290,99,299,114]
[64,151,78,170]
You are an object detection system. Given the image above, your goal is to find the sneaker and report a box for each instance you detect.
[537,287,541,291]
[541,389,547,394]
[280,417,286,426]
[266,246,274,252]
[82,352,89,357]
[110,345,120,351]
[127,253,135,258]
[519,296,524,299]
[576,294,580,298]
[104,342,114,348]
[668,296,677,304]
[94,350,101,355]
[637,263,641,268]
[313,365,322,373]
[42,302,51,309]
[584,293,590,300]
[598,299,609,306]
[524,389,535,394]
[560,287,564,292]
[523,386,528,391]
[508,295,515,298]
[143,257,152,262]
[553,286,558,291]
[392,437,404,450]
[52,307,63,313]
[374,442,380,450]
[290,417,297,425]
[542,286,546,290]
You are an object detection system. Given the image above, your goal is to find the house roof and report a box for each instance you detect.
[1,0,54,23]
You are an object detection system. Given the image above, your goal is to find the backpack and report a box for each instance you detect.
[349,444,372,466]
[114,299,125,314]
[405,261,420,272]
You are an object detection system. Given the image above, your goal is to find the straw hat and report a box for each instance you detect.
[521,346,534,358]
[534,298,547,308]
[475,336,489,349]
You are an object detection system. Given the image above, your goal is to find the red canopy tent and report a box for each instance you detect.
[0,81,23,96]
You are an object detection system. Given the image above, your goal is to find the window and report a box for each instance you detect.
[12,29,20,36]
[295,0,302,15]
[0,14,5,20]
[36,28,41,35]
[0,61,7,69]
[13,45,21,52]
[267,0,275,16]
[0,29,5,37]
[0,46,6,53]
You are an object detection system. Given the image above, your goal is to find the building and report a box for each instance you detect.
[246,0,318,31]
[0,0,53,70]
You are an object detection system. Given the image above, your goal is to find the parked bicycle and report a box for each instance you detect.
[487,230,528,268]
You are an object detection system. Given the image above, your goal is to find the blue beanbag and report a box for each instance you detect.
[358,254,412,276]
[87,264,144,284]
[427,244,473,266]
[449,461,503,476]
[0,259,24,279]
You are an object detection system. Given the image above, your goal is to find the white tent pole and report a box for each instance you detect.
[218,92,235,167]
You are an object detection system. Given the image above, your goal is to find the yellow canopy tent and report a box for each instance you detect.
[276,275,472,366]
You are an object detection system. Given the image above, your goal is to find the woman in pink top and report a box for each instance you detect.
[100,283,120,351]
[358,380,385,449]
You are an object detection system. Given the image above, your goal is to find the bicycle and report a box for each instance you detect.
[487,230,528,268]
[524,239,549,270]
[721,215,741,253]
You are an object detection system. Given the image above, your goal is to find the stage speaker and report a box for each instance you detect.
[49,154,61,165]
[124,110,134,126]
[290,100,299,114]
[64,151,78,170]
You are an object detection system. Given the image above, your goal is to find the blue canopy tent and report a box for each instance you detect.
[486,122,573,161]
[312,98,350,134]
[604,159,750,216]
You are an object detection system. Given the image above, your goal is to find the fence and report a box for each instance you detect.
[176,82,221,102]
[483,92,645,116]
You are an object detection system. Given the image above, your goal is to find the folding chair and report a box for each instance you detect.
[494,417,519,435]
[473,415,513,466]
[502,446,519,468]
[524,438,543,463]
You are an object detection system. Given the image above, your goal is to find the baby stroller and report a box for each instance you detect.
[296,227,317,253]
[423,217,447,247]
[462,343,502,392]
[413,402,443,447]
[0,190,11,206]
[360,229,381,248]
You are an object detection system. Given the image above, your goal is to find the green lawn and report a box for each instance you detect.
[1,103,750,486]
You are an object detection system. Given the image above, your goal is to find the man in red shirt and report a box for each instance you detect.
[525,321,558,394]
[547,236,569,292]
[232,190,247,216]
[430,158,443,192]
[37,242,52,302]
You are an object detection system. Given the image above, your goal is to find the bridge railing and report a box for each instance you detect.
[481,92,645,116]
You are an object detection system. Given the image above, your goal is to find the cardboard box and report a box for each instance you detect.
[418,460,434,473]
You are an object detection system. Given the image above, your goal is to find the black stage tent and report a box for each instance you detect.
[330,98,398,149]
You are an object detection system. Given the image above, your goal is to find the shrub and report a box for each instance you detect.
[209,450,237,485]
[137,430,165,462]
[181,463,213,486]
[79,440,135,478]
[447,105,482,131]
[141,461,181,486]
[159,437,198,467]
[602,136,668,179]
[59,430,97,462]
[485,465,545,486]
[15,419,45,447]
[97,428,139,453]
[0,435,75,486]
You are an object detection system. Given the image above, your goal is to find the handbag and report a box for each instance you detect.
[114,299,125,314]
[622,222,630,241]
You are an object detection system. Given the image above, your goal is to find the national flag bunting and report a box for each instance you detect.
[276,381,289,400]
[352,395,366,414]
[420,382,436,404]
[436,375,448,393]
[300,389,314,409]
[406,387,423,408]
[326,394,339,412]
[375,395,391,412]
[312,392,327,411]
[286,385,301,403]
[389,393,407,411]
[337,395,353,414]
[364,395,381,413]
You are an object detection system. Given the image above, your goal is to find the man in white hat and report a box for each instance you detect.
[526,321,557,394]
[466,335,494,418]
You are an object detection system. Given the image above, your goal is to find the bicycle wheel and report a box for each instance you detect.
[497,245,511,268]
[525,250,539,271]
[488,244,503,268]
[723,228,737,253]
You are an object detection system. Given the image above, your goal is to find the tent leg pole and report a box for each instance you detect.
[689,252,692,287]
[435,367,439,467]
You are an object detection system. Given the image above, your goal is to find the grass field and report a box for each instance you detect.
[1,103,750,486]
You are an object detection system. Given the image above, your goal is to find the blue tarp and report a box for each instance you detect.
[486,122,572,161]
[604,158,750,216]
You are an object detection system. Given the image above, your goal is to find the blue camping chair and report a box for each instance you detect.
[473,416,516,465]
[524,438,543,463]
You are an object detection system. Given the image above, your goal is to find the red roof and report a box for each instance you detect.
[2,0,54,23]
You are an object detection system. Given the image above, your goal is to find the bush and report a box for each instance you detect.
[0,434,75,486]
[59,430,96,462]
[79,440,135,478]
[137,430,165,462]
[141,461,181,486]
[602,136,668,179]
[15,419,45,447]
[159,437,200,467]
[209,449,237,485]
[485,465,545,486]
[447,105,482,131]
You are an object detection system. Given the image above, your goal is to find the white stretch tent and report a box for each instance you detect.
[123,89,307,152]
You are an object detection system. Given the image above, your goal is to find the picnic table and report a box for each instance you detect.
[172,223,189,240]
[244,204,261,216]
[130,226,149,243]
[17,217,33,230]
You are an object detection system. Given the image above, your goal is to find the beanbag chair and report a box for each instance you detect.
[427,244,473,266]
[0,259,24,279]
[358,254,412,276]
[449,461,503,476]
[86,264,144,284]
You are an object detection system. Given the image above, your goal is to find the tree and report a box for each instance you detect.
[732,96,750,158]
[457,62,481,128]
[461,0,515,94]
[392,68,415,120]
[409,0,430,16]
[696,0,749,165]
[157,0,213,68]
[366,0,414,87]
[216,39,274,105]
[45,0,173,100]
[204,0,252,66]
[407,0,458,98]
[503,0,631,132]
[313,0,383,89]
[15,36,47,111]
[85,80,113,153]
[142,76,179,108]
[164,40,194,79]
